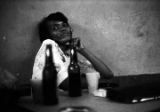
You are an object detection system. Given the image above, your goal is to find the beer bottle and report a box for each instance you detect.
[68,39,82,97]
[42,44,58,105]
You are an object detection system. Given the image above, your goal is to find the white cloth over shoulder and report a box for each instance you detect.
[32,39,70,86]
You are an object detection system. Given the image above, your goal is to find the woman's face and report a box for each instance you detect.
[47,21,72,46]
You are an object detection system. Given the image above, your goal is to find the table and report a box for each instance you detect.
[17,91,160,112]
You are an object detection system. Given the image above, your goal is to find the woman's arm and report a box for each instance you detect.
[78,47,114,79]
[73,38,114,79]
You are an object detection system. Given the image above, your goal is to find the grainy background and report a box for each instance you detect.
[0,0,160,83]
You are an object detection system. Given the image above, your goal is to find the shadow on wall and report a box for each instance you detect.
[0,23,41,84]
[17,24,41,84]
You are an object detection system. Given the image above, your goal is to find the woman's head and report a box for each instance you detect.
[39,12,72,45]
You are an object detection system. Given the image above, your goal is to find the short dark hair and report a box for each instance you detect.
[38,12,68,42]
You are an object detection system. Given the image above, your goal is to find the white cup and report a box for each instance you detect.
[85,72,100,95]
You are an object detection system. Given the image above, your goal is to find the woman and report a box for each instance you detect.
[32,12,113,97]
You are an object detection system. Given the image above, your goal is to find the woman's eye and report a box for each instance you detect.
[62,24,67,27]
[53,26,58,30]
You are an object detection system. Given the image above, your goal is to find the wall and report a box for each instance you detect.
[0,0,160,83]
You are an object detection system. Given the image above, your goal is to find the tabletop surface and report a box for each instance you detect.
[17,91,160,112]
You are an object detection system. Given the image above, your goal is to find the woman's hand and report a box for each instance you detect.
[72,38,84,52]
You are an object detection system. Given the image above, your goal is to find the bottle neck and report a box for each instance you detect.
[70,47,78,63]
[45,44,54,66]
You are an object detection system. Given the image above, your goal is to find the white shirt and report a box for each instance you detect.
[32,39,100,86]
[32,39,70,86]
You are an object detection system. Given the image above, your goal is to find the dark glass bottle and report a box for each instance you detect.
[42,44,58,105]
[68,40,82,97]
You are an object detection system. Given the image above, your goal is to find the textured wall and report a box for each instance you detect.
[0,0,160,82]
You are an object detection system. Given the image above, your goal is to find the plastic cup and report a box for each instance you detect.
[85,72,100,95]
